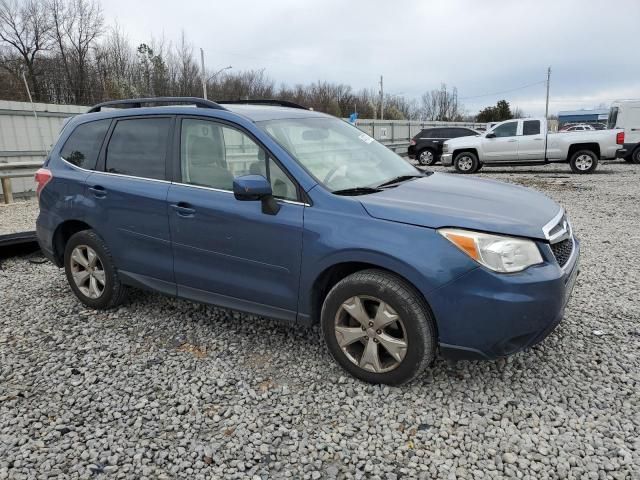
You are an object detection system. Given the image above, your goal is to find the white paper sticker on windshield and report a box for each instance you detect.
[358,133,374,144]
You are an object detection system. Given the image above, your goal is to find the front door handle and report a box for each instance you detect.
[170,202,196,217]
[88,185,106,198]
[507,139,518,142]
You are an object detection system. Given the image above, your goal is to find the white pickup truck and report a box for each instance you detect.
[440,118,624,174]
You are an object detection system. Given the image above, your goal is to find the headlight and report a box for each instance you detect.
[438,228,543,273]
[443,143,449,153]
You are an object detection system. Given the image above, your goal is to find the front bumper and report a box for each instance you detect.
[441,153,453,166]
[432,237,580,360]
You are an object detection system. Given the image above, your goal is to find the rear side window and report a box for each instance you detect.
[607,107,618,129]
[60,119,110,170]
[417,129,435,138]
[523,120,541,136]
[105,118,171,180]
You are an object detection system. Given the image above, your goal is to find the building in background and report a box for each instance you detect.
[558,109,609,129]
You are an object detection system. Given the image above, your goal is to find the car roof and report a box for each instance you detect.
[75,103,329,124]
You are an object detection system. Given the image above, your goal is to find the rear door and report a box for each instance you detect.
[481,120,519,161]
[86,116,175,289]
[517,120,545,161]
[167,116,304,319]
[626,106,640,145]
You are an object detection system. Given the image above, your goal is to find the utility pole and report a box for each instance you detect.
[379,75,384,120]
[22,71,46,154]
[544,66,551,119]
[200,48,207,100]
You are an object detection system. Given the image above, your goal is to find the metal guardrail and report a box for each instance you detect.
[0,162,41,204]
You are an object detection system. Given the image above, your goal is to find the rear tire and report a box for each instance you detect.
[321,269,436,385]
[569,149,598,174]
[417,148,437,166]
[631,147,640,164]
[454,151,479,174]
[64,230,127,309]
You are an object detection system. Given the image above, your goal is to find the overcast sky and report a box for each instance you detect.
[100,0,640,116]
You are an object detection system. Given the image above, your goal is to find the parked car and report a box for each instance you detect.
[407,127,478,165]
[36,97,580,385]
[441,118,624,174]
[561,124,595,132]
[608,99,640,163]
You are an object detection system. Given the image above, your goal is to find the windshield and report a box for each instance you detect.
[258,117,419,192]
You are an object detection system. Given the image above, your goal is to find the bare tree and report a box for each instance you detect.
[50,0,104,103]
[0,0,53,100]
[420,84,463,121]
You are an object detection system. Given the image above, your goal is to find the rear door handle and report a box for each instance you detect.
[170,202,196,217]
[88,185,106,198]
[533,137,544,141]
[507,139,518,142]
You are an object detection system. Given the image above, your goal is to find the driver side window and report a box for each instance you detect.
[492,121,518,138]
[180,118,298,201]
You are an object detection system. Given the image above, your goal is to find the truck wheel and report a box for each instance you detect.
[569,150,598,174]
[418,148,437,166]
[454,152,479,173]
[64,230,128,309]
[631,147,640,164]
[321,269,436,385]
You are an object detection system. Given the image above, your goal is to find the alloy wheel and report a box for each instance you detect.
[575,154,593,171]
[334,295,408,373]
[419,150,434,165]
[457,156,473,171]
[70,245,105,299]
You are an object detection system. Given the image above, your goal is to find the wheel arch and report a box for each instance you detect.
[567,143,600,160]
[452,148,479,161]
[52,219,94,266]
[306,254,437,331]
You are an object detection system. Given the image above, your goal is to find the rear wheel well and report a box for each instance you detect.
[567,143,600,160]
[52,220,93,266]
[310,262,432,327]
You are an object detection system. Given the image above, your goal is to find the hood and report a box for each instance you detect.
[358,173,560,240]
[445,135,481,148]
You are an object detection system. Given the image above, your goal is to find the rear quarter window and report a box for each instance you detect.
[60,119,111,170]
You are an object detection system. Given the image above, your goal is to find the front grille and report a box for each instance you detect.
[551,238,573,267]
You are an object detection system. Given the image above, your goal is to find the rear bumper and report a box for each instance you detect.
[441,153,453,166]
[616,142,637,158]
[432,238,580,360]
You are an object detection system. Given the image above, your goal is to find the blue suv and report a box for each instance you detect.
[35,97,580,385]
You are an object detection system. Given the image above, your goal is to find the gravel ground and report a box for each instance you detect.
[0,199,38,236]
[1,161,639,479]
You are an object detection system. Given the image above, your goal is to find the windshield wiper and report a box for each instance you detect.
[376,174,424,188]
[332,186,383,196]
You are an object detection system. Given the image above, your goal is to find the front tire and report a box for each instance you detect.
[454,151,479,174]
[64,230,127,309]
[417,149,437,166]
[321,269,436,385]
[569,150,598,174]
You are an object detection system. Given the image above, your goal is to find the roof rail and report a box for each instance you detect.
[218,99,309,110]
[87,97,227,113]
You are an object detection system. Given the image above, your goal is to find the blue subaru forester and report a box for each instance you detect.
[35,97,579,385]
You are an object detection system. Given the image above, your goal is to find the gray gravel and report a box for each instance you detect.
[1,160,639,479]
[0,199,38,235]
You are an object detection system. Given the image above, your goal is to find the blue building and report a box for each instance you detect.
[558,109,609,127]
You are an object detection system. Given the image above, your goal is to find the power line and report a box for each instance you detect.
[459,80,547,101]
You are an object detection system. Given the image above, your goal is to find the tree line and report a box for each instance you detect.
[0,0,522,122]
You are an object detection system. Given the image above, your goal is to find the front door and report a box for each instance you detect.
[482,120,519,161]
[168,117,304,320]
[518,119,545,161]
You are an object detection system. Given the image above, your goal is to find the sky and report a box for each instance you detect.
[100,0,640,116]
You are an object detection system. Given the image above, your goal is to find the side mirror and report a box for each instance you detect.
[485,132,496,139]
[233,174,280,215]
